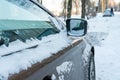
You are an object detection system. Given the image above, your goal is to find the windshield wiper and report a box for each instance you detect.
[37,28,59,40]
[1,44,38,57]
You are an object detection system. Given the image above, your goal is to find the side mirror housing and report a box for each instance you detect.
[66,18,87,36]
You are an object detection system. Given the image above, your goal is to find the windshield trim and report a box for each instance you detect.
[29,0,55,17]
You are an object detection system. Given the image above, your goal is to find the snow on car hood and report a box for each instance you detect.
[0,32,71,80]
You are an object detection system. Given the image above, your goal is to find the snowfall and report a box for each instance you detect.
[0,3,120,79]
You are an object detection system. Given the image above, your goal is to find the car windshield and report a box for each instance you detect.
[104,10,111,14]
[0,0,59,46]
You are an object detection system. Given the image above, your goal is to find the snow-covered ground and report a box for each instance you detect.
[88,12,120,80]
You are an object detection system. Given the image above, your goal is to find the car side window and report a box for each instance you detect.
[0,0,60,46]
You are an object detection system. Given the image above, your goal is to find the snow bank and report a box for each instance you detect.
[88,12,120,80]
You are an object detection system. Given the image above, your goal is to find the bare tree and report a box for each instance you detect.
[86,0,91,16]
[73,0,80,15]
[61,0,67,20]
[81,0,86,18]
[67,0,72,18]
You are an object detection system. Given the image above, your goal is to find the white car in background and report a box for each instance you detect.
[103,9,113,17]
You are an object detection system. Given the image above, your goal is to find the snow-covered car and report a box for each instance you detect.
[0,0,95,80]
[103,9,113,17]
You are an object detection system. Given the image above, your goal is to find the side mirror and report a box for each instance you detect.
[66,18,87,36]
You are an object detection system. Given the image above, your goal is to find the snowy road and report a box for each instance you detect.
[88,12,120,80]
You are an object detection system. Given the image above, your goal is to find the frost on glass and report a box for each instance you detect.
[0,0,50,21]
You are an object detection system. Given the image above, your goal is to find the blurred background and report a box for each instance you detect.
[35,0,120,18]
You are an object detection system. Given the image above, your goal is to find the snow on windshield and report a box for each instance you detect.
[0,32,71,80]
[0,0,54,21]
[0,0,40,20]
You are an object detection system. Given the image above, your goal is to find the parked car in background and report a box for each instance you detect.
[0,0,95,80]
[103,9,113,17]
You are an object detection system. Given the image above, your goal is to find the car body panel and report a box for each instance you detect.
[9,39,88,80]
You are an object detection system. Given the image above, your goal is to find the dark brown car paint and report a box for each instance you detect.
[8,39,87,80]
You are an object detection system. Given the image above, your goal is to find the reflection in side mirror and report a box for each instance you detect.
[66,18,87,36]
